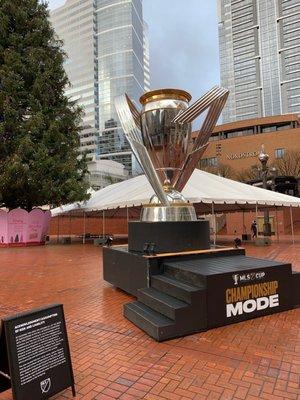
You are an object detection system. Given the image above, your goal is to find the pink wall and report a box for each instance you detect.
[0,209,51,246]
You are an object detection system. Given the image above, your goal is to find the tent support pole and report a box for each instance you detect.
[69,214,72,242]
[255,203,258,237]
[57,215,60,244]
[103,210,105,237]
[212,202,216,247]
[99,212,101,236]
[290,206,295,245]
[275,207,279,243]
[83,212,86,244]
[126,206,129,223]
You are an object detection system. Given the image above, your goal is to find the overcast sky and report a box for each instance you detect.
[47,0,220,101]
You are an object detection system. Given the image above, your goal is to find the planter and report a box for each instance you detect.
[0,209,51,247]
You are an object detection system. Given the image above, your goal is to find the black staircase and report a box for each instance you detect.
[124,253,296,341]
[124,269,207,341]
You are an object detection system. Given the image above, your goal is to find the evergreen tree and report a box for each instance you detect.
[0,0,90,210]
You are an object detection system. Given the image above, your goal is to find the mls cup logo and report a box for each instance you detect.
[232,274,239,286]
[40,378,51,394]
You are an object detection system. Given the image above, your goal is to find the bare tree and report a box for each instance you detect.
[272,151,300,177]
[236,164,260,183]
[199,163,236,179]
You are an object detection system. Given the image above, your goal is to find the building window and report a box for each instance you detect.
[262,125,277,133]
[224,128,254,139]
[201,157,218,168]
[276,123,292,131]
[209,135,219,142]
[275,148,285,159]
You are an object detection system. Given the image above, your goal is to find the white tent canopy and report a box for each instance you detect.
[51,169,300,217]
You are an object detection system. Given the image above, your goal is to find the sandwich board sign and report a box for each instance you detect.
[0,304,75,399]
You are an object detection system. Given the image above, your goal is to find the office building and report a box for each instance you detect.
[50,0,149,173]
[50,0,98,157]
[87,159,128,190]
[194,113,300,175]
[218,0,300,123]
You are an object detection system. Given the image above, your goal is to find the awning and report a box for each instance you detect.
[51,169,300,216]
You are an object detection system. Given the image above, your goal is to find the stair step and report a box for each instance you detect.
[151,274,203,303]
[124,301,175,341]
[164,263,206,287]
[138,287,188,320]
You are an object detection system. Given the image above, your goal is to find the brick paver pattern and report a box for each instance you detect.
[0,243,299,400]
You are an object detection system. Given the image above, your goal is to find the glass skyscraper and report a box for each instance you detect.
[50,0,98,157]
[50,0,149,173]
[218,0,300,123]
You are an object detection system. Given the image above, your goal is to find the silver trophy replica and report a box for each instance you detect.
[115,87,229,222]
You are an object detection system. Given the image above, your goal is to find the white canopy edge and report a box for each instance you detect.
[51,169,300,216]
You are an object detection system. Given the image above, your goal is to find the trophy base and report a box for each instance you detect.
[128,220,210,254]
[141,204,197,222]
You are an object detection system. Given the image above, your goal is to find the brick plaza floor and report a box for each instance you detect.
[0,242,299,400]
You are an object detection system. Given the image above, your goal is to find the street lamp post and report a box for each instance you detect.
[258,145,272,237]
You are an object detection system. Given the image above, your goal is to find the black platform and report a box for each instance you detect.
[128,220,210,253]
[103,246,244,296]
[103,246,299,341]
